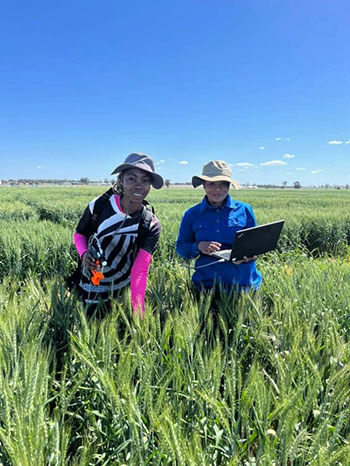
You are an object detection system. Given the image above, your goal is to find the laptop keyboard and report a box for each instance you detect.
[211,249,232,261]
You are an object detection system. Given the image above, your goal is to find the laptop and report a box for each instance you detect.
[210,220,285,262]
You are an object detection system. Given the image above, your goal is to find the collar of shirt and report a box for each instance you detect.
[199,195,236,213]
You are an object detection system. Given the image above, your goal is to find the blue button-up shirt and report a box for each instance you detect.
[176,195,262,291]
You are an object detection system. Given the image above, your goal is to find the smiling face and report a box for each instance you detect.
[203,180,230,207]
[120,168,152,211]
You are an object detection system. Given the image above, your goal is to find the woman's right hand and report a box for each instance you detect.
[81,251,99,271]
[232,255,257,265]
[198,241,222,255]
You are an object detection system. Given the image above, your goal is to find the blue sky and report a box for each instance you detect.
[0,0,349,186]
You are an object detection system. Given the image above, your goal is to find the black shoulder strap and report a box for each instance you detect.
[91,188,114,232]
[141,199,155,215]
[137,204,153,231]
[136,203,154,246]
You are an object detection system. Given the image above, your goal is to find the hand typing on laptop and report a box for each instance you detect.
[198,241,256,264]
[198,241,221,255]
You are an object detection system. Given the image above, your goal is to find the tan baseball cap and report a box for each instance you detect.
[192,160,239,189]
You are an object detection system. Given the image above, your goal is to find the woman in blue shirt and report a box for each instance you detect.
[176,160,261,296]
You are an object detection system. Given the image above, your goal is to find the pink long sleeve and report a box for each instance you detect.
[73,232,89,258]
[130,248,152,316]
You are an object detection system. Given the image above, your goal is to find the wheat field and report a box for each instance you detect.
[0,187,349,465]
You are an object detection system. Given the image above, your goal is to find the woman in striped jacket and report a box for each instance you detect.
[73,153,163,317]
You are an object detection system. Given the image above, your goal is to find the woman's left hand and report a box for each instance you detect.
[233,255,257,265]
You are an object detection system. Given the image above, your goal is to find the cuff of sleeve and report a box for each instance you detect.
[79,248,88,259]
[193,242,200,256]
[73,232,89,259]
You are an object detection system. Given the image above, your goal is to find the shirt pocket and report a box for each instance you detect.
[228,213,247,230]
[192,220,211,241]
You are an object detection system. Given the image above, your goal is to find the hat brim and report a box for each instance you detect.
[111,163,164,189]
[192,175,239,189]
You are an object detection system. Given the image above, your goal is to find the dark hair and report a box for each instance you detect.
[113,173,124,195]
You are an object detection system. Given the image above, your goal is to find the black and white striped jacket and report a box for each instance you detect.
[76,194,161,300]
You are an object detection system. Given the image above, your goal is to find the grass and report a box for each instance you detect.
[0,187,349,464]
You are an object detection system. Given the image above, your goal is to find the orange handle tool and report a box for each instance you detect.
[90,260,105,286]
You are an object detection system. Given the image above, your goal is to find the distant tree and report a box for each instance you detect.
[282,181,288,188]
[345,184,349,190]
[165,179,171,188]
[293,181,301,189]
[80,177,90,184]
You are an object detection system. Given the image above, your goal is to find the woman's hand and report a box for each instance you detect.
[81,251,99,271]
[233,255,257,265]
[198,241,222,255]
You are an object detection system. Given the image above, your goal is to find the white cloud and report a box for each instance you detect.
[259,146,265,150]
[156,160,165,164]
[283,153,295,159]
[285,138,291,141]
[260,160,287,166]
[328,140,343,145]
[310,169,323,174]
[275,137,281,141]
[179,161,189,165]
[235,162,255,168]
[345,140,350,144]
[296,167,306,171]
[36,166,43,169]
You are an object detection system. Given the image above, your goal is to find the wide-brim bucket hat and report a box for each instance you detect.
[192,160,239,189]
[111,153,164,189]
